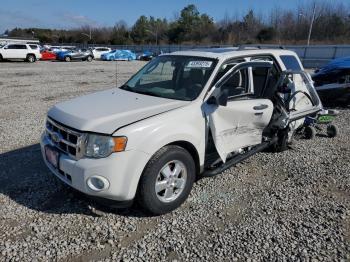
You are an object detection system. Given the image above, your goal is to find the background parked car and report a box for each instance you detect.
[0,43,41,62]
[40,49,57,60]
[91,47,111,59]
[57,48,94,62]
[101,49,136,61]
[49,46,75,53]
[136,50,155,61]
[312,56,350,105]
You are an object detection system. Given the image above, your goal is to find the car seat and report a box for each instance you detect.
[186,69,205,99]
[221,71,245,97]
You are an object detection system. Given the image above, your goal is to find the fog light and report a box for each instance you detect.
[87,176,110,192]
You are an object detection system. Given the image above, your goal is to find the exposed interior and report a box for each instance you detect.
[204,55,320,170]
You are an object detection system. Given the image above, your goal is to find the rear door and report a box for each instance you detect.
[277,71,322,122]
[205,61,274,162]
[2,44,25,59]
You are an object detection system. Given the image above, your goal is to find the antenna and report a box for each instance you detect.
[115,60,118,88]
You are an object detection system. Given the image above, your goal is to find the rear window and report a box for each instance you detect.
[280,55,301,70]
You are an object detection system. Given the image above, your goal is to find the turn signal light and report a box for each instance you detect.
[113,137,128,152]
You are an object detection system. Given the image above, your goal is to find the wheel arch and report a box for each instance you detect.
[132,139,201,201]
[167,140,201,177]
[27,53,36,58]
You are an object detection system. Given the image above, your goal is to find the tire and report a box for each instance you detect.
[304,126,316,139]
[64,56,71,62]
[26,54,35,63]
[0,54,3,62]
[270,128,289,152]
[87,56,93,62]
[137,145,196,215]
[327,124,338,138]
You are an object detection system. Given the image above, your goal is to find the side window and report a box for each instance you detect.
[220,68,250,97]
[280,55,302,71]
[7,45,16,49]
[29,45,38,49]
[17,45,27,49]
[213,59,246,84]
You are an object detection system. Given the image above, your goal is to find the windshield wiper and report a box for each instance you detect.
[132,89,162,98]
[120,84,169,98]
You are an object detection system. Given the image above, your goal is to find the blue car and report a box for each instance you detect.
[101,49,136,61]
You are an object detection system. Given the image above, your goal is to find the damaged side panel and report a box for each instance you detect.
[206,99,273,162]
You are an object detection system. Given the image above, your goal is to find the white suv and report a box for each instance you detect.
[0,43,42,62]
[91,47,111,59]
[41,47,322,215]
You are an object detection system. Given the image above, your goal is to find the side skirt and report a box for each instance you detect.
[202,137,278,177]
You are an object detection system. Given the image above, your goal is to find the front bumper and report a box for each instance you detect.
[40,133,150,202]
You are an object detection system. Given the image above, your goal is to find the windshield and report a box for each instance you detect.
[121,55,217,101]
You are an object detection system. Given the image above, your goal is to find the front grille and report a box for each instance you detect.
[45,118,85,160]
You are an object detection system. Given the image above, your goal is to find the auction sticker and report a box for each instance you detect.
[186,61,213,68]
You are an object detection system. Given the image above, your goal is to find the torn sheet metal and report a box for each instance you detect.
[203,99,273,163]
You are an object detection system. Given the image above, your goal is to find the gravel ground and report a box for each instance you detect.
[0,60,349,261]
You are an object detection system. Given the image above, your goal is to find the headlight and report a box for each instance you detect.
[84,134,127,158]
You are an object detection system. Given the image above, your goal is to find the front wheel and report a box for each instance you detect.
[137,145,195,215]
[86,56,93,62]
[64,56,71,62]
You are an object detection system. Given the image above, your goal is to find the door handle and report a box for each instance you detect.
[255,112,264,116]
[253,104,268,110]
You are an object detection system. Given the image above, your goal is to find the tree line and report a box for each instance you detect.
[5,2,350,45]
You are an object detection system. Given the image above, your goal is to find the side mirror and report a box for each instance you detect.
[207,89,229,106]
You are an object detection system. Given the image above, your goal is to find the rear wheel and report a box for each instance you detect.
[270,128,290,152]
[0,54,3,62]
[137,145,195,215]
[86,56,93,62]
[26,54,35,63]
[327,124,338,138]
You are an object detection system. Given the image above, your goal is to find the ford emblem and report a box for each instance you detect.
[51,132,62,143]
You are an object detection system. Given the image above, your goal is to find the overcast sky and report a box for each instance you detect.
[0,0,348,33]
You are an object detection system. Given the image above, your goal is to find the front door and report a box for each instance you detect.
[205,61,274,162]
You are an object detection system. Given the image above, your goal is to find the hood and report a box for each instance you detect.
[48,88,190,134]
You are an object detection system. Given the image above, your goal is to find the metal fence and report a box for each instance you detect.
[57,43,350,68]
[284,45,350,68]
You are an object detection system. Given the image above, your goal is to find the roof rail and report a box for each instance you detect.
[237,44,285,50]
